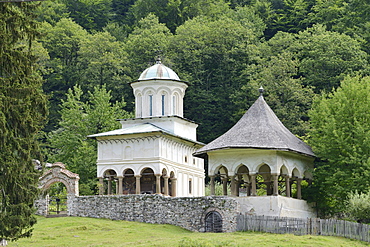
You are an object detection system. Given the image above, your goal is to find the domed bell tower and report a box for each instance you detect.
[130,57,188,118]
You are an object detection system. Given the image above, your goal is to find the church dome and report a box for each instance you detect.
[138,58,180,81]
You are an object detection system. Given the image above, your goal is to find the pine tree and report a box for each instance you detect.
[0,2,48,242]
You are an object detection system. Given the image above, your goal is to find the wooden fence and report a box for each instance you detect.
[236,214,370,243]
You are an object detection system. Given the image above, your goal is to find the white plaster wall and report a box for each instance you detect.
[237,196,316,218]
[96,135,204,197]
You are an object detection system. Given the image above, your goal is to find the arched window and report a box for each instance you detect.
[172,95,176,115]
[205,211,223,232]
[149,94,153,116]
[161,94,165,116]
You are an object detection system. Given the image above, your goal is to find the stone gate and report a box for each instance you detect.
[35,162,79,216]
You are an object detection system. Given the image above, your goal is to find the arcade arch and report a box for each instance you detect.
[208,162,309,199]
[98,166,177,197]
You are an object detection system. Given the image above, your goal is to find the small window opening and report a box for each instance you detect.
[189,179,192,194]
[161,94,165,116]
[149,95,153,116]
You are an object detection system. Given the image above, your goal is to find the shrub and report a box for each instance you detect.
[346,191,370,223]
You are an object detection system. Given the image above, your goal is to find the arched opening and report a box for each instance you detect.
[215,166,229,196]
[291,168,302,199]
[257,164,272,196]
[123,169,135,194]
[148,93,153,116]
[103,169,117,195]
[236,165,250,197]
[45,182,68,216]
[205,211,223,232]
[140,168,155,194]
[279,165,290,197]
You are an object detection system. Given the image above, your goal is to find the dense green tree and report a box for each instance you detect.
[309,0,370,53]
[47,85,131,194]
[236,51,314,136]
[79,31,131,105]
[123,14,173,80]
[35,0,69,25]
[169,11,264,143]
[308,75,370,216]
[128,0,230,32]
[260,25,369,92]
[39,18,88,131]
[0,2,48,242]
[63,0,113,31]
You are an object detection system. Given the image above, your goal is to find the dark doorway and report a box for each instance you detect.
[205,211,223,232]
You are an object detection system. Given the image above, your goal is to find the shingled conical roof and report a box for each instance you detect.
[194,95,315,157]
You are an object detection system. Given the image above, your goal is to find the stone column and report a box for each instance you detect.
[246,182,251,196]
[222,177,228,196]
[250,174,257,196]
[135,175,141,194]
[155,174,161,194]
[117,176,123,195]
[163,176,169,196]
[230,176,236,196]
[98,177,104,195]
[236,179,240,197]
[210,175,215,196]
[107,177,112,195]
[297,178,302,199]
[171,178,177,197]
[266,181,272,195]
[285,176,291,197]
[272,174,279,196]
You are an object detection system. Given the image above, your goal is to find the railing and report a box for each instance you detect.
[236,214,370,243]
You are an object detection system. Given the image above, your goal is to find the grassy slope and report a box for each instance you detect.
[8,216,370,247]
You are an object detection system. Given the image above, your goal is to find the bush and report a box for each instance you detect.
[346,191,370,223]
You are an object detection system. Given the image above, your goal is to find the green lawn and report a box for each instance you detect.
[8,216,370,247]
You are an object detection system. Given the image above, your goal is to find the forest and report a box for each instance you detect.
[1,0,369,226]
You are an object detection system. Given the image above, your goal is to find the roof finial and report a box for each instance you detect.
[258,86,264,96]
[155,55,162,64]
[155,48,163,64]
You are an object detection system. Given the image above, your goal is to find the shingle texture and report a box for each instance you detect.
[194,96,315,157]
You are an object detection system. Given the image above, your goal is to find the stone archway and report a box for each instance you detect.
[35,162,79,216]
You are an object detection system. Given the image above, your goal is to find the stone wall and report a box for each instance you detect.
[67,195,239,232]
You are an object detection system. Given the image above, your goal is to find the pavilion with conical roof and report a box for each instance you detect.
[194,87,316,218]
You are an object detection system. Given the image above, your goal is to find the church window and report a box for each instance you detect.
[189,179,192,194]
[193,158,196,165]
[161,94,165,116]
[172,95,176,115]
[149,95,153,116]
[184,155,188,163]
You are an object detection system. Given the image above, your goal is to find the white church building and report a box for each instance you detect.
[88,58,205,197]
[88,59,316,218]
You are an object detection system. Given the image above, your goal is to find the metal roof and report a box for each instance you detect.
[88,122,204,146]
[194,95,315,157]
[138,59,180,81]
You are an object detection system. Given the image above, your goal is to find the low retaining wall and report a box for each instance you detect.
[42,195,239,232]
[236,196,316,218]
